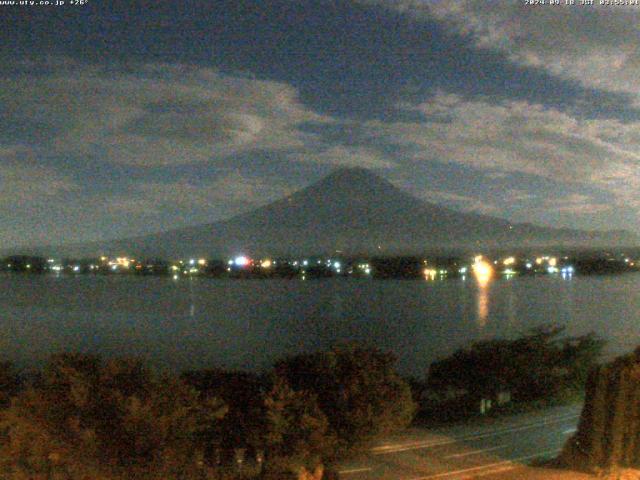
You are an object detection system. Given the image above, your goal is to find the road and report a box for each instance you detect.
[337,404,582,480]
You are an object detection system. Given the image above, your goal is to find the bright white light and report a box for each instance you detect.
[365,268,371,275]
[334,261,341,269]
[472,257,493,285]
[526,263,532,269]
[73,266,80,272]
[189,259,196,266]
[459,267,468,274]
[302,260,309,266]
[234,256,250,267]
[548,266,558,274]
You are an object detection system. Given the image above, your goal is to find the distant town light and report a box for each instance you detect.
[198,258,207,266]
[472,257,493,283]
[234,256,250,267]
[424,268,437,280]
[302,260,309,266]
[261,259,272,268]
[110,257,131,268]
[503,256,516,266]
[526,262,532,269]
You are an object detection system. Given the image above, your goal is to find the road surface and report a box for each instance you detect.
[337,404,582,480]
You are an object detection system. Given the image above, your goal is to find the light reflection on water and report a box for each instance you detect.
[475,273,492,328]
[1,273,639,376]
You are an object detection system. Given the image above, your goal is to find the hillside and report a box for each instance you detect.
[33,168,640,258]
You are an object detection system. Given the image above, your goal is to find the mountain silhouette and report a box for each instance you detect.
[42,167,640,258]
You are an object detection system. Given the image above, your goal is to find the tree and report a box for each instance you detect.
[275,344,416,452]
[0,353,227,478]
[0,361,19,408]
[262,377,333,477]
[182,368,266,452]
[427,325,605,403]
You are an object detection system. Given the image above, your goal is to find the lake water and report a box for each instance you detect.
[1,273,639,377]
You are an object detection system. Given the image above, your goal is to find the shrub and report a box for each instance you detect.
[0,353,227,478]
[275,344,416,453]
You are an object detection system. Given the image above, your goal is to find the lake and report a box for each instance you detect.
[1,273,639,377]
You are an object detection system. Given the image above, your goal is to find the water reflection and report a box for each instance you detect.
[472,257,493,327]
[476,277,490,327]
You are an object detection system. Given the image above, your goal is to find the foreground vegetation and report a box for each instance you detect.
[416,325,605,423]
[0,326,604,479]
[0,345,416,479]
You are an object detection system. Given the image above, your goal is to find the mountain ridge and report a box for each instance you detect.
[15,167,640,258]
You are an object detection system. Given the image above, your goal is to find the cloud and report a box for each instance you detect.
[0,149,77,207]
[543,193,611,215]
[420,189,500,215]
[96,171,290,220]
[363,92,640,208]
[289,145,395,169]
[0,60,329,167]
[362,0,640,101]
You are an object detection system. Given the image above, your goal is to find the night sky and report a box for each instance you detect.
[1,0,640,248]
